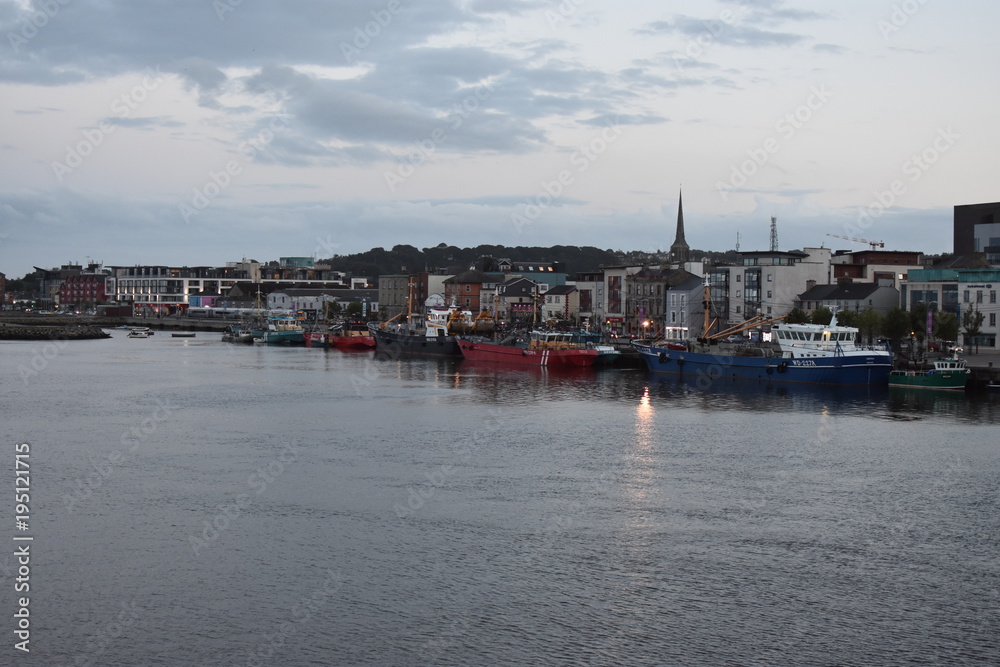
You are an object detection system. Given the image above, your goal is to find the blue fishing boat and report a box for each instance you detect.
[632,282,892,385]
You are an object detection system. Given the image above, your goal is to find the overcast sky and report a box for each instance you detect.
[1,0,995,278]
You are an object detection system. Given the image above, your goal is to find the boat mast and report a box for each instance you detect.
[702,277,712,340]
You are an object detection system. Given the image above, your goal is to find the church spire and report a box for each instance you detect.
[669,188,690,264]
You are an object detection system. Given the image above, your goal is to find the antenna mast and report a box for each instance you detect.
[769,217,778,252]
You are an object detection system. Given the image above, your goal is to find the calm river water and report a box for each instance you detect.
[2,330,999,665]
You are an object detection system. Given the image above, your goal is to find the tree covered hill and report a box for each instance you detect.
[320,244,738,277]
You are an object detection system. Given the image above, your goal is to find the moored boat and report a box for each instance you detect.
[632,281,892,385]
[368,284,466,357]
[889,353,970,390]
[303,331,331,347]
[127,328,150,338]
[329,322,376,349]
[253,315,306,345]
[369,320,461,357]
[457,330,599,367]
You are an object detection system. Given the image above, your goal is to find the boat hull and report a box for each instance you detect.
[457,338,598,367]
[368,324,460,357]
[304,332,331,347]
[632,343,892,385]
[888,371,969,390]
[259,330,305,344]
[330,334,376,349]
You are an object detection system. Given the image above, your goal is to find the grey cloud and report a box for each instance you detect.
[102,116,186,130]
[812,43,846,54]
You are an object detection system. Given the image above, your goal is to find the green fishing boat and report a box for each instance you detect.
[888,354,970,390]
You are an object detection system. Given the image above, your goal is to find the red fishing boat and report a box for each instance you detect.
[329,322,376,349]
[456,331,599,367]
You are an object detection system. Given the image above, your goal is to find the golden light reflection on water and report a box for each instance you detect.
[622,386,658,519]
[635,385,654,448]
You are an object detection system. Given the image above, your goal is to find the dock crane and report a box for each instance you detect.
[825,234,885,251]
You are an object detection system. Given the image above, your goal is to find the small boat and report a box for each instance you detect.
[171,333,196,338]
[888,352,970,390]
[304,331,331,348]
[986,382,1000,394]
[222,324,254,344]
[252,315,306,345]
[127,328,150,338]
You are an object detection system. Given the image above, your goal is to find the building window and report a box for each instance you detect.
[736,306,741,314]
[767,291,772,299]
[767,306,772,314]
[964,290,970,303]
[977,290,983,303]
[991,313,997,327]
[767,274,773,282]
[736,275,741,283]
[736,290,741,298]
[991,291,997,304]
[671,312,676,323]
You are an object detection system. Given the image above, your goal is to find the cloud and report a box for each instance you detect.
[101,116,186,130]
[812,43,847,55]
[654,15,806,48]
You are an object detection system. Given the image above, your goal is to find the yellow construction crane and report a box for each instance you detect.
[826,234,884,251]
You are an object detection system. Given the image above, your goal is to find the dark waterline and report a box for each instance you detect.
[2,332,998,665]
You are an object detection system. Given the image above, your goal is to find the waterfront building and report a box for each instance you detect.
[56,263,114,311]
[32,263,110,310]
[953,201,1000,263]
[268,288,378,320]
[796,283,900,317]
[599,265,644,336]
[571,272,604,331]
[664,275,704,340]
[541,284,579,323]
[112,259,353,315]
[829,249,922,290]
[701,247,832,335]
[443,270,505,312]
[494,277,541,323]
[902,268,1000,349]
